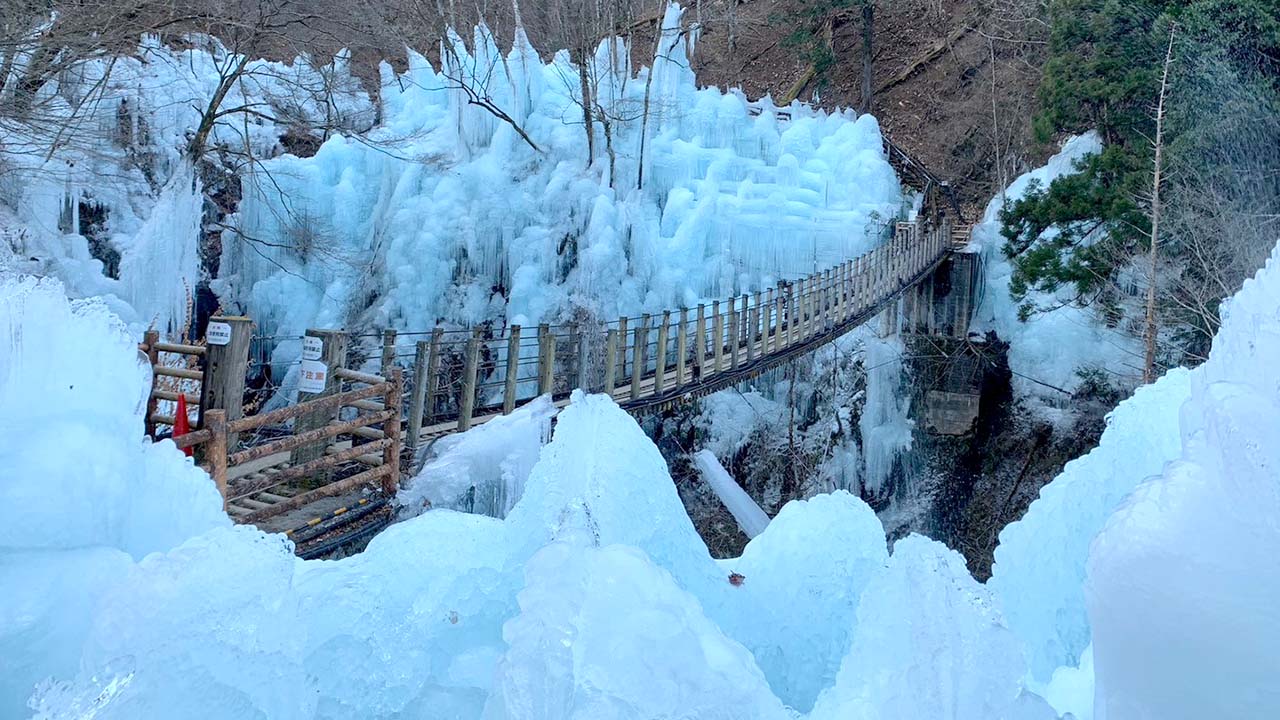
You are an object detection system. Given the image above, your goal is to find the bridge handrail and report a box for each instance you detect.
[159,218,971,525]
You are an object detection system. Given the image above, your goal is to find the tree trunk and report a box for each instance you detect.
[1143,26,1176,383]
[188,55,250,161]
[575,47,595,167]
[637,8,670,189]
[859,2,875,114]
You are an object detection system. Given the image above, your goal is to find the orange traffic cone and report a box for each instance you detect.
[174,393,193,457]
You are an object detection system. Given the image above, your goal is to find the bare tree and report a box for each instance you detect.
[1142,25,1175,383]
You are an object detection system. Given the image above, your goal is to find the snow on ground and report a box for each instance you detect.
[971,133,1141,401]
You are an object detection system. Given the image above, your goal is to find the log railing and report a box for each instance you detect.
[386,218,965,435]
[173,368,402,522]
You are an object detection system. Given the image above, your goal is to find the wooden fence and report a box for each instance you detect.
[171,368,401,522]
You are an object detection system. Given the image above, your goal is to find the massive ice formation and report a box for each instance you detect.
[811,535,1051,720]
[1085,244,1280,719]
[719,491,888,712]
[223,6,904,362]
[988,370,1190,681]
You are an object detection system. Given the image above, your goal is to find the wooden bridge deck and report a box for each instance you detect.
[148,219,972,554]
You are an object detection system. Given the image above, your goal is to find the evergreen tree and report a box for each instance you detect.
[999,0,1280,351]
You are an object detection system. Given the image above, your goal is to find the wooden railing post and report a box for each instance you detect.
[712,302,724,374]
[424,328,443,427]
[654,311,670,395]
[571,324,588,391]
[695,305,707,376]
[201,316,252,449]
[381,329,396,376]
[143,329,160,437]
[747,292,760,361]
[458,328,482,431]
[630,314,649,400]
[675,309,688,388]
[292,328,347,471]
[842,260,850,314]
[502,326,522,413]
[802,280,813,340]
[823,270,834,330]
[407,339,431,448]
[382,368,402,494]
[785,284,797,347]
[204,409,228,510]
[727,297,739,370]
[617,316,629,384]
[537,324,556,397]
[604,328,618,394]
[763,289,775,353]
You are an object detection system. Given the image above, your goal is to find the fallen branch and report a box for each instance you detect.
[876,23,972,95]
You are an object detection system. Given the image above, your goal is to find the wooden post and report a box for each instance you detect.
[291,328,346,471]
[617,316,629,384]
[570,324,588,391]
[537,324,556,397]
[763,289,774,354]
[503,325,522,414]
[604,329,618,394]
[694,305,707,375]
[458,328,482,431]
[785,284,796,347]
[407,339,431,448]
[727,296,739,370]
[800,280,812,340]
[143,329,160,437]
[382,368,402,494]
[381,329,396,376]
[676,308,688,387]
[204,409,228,509]
[840,262,850,322]
[630,314,649,400]
[200,316,252,449]
[794,280,806,344]
[654,311,670,395]
[746,293,759,361]
[424,328,443,426]
[823,270,833,330]
[712,301,724,374]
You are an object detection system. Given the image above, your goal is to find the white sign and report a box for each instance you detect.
[302,336,323,361]
[206,321,232,346]
[299,359,328,394]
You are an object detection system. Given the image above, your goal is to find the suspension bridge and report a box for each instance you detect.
[142,184,978,557]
